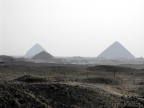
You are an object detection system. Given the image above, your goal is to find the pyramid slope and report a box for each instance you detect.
[32,51,54,60]
[97,41,135,59]
[25,44,46,58]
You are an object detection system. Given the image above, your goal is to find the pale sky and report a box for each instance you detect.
[0,0,144,57]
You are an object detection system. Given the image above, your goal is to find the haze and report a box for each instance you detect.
[0,0,144,57]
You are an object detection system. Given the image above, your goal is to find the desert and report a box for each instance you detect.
[0,55,144,108]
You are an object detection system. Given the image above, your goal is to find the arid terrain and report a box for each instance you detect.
[0,57,144,108]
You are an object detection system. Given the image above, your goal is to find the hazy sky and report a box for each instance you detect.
[0,0,144,57]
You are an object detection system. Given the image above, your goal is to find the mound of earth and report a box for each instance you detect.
[82,77,119,85]
[15,75,47,83]
[0,83,143,108]
[0,55,15,64]
[48,66,81,74]
[141,69,144,71]
[86,65,137,72]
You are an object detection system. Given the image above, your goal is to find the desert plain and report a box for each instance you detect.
[0,56,144,108]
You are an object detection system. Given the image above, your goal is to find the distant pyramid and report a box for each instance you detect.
[32,51,54,60]
[97,41,135,59]
[25,43,46,58]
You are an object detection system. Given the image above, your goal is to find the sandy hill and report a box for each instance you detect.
[25,43,46,58]
[97,41,135,59]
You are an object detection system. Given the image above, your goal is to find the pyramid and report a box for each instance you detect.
[32,51,54,60]
[97,41,135,59]
[25,44,46,58]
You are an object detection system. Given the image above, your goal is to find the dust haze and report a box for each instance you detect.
[1,0,144,108]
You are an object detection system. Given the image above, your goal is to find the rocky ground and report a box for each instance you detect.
[0,62,144,108]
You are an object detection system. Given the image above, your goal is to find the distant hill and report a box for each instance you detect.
[25,44,46,58]
[32,51,54,60]
[0,55,15,64]
[97,41,135,59]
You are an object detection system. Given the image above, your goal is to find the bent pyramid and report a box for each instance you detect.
[25,43,46,58]
[32,51,54,60]
[97,41,135,59]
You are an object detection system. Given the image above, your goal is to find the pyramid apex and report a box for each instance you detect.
[113,41,120,44]
[40,51,47,54]
[33,43,44,48]
[35,43,40,46]
[115,41,119,43]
